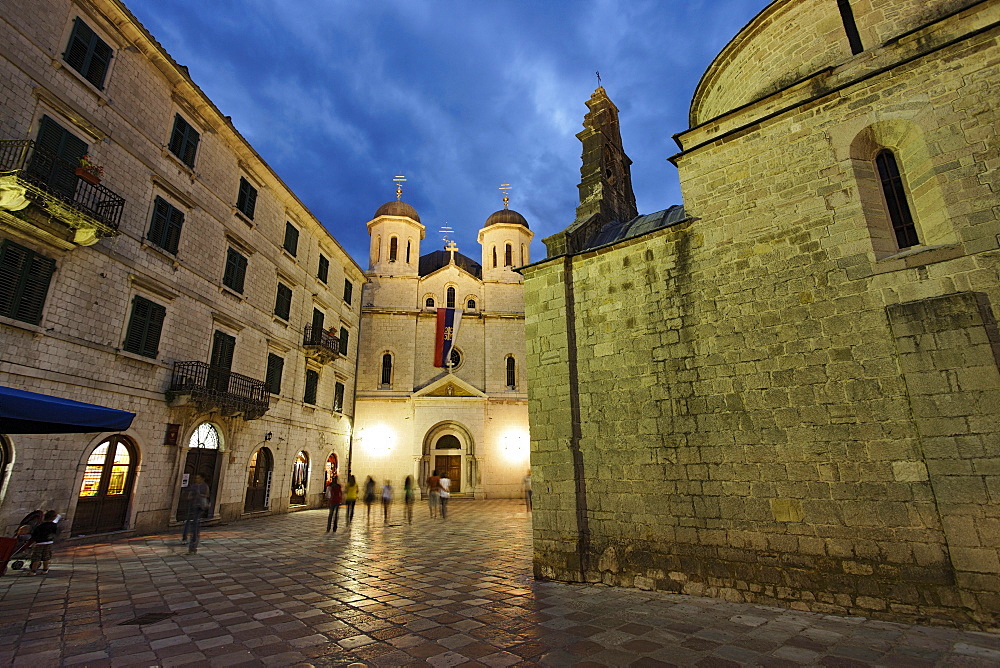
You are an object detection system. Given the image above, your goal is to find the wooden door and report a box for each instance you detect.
[435,454,461,493]
[175,446,219,520]
[244,447,273,512]
[73,437,136,535]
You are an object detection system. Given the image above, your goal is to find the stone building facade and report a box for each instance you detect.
[351,195,532,497]
[524,0,1000,627]
[0,0,365,536]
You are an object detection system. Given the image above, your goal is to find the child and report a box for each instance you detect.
[27,510,59,575]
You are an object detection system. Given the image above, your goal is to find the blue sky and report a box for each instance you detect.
[125,0,771,267]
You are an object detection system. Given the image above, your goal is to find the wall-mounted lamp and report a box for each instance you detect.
[264,431,273,441]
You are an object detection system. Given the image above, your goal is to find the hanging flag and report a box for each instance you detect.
[434,308,464,367]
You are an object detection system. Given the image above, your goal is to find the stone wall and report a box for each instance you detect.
[525,0,1000,626]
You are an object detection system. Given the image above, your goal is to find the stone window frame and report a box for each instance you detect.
[505,354,517,390]
[167,113,200,168]
[389,236,399,262]
[446,286,456,309]
[424,295,436,310]
[380,351,393,389]
[61,16,115,91]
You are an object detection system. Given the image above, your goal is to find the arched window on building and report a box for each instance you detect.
[406,240,411,263]
[506,355,516,390]
[446,287,456,308]
[373,236,381,264]
[381,353,393,387]
[425,296,435,309]
[875,149,919,249]
[492,246,497,268]
[467,298,476,310]
[504,243,513,267]
[521,243,527,265]
[389,236,398,262]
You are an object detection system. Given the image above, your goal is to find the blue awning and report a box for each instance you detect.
[0,386,136,434]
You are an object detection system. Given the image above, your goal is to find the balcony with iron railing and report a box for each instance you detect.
[302,325,342,364]
[167,361,270,420]
[0,140,125,247]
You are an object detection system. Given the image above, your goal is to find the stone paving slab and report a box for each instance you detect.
[1,499,998,667]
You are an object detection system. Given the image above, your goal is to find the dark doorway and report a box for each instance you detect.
[73,436,137,535]
[175,423,221,521]
[244,447,273,512]
[435,454,461,493]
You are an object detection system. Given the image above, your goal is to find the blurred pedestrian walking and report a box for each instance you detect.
[363,476,376,523]
[426,470,441,518]
[381,479,394,523]
[439,473,451,520]
[182,474,210,554]
[326,476,343,532]
[344,474,358,524]
[403,475,415,524]
[523,469,533,512]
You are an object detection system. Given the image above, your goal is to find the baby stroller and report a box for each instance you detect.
[0,510,42,577]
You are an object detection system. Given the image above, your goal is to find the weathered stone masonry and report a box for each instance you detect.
[524,0,1000,627]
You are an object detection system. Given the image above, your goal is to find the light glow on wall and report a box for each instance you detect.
[501,429,530,462]
[360,424,395,457]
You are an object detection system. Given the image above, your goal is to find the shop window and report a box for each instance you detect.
[123,295,165,358]
[147,196,184,254]
[0,240,55,325]
[63,17,112,89]
[223,248,248,293]
[168,114,199,167]
[290,451,309,504]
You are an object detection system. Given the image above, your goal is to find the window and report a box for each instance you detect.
[343,279,353,305]
[875,150,919,249]
[374,236,381,264]
[29,116,87,199]
[274,282,292,320]
[303,369,319,405]
[521,244,527,265]
[283,222,299,256]
[381,353,393,386]
[389,237,398,262]
[492,246,497,268]
[0,240,56,325]
[223,248,247,293]
[265,353,284,395]
[467,299,476,310]
[505,243,513,267]
[425,297,435,308]
[446,287,456,308]
[506,356,516,389]
[147,196,184,254]
[63,18,112,89]
[449,348,462,369]
[406,240,411,263]
[122,295,165,358]
[334,382,345,413]
[236,177,257,219]
[168,114,199,167]
[339,327,349,355]
[317,254,329,283]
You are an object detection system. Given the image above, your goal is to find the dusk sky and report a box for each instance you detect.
[124,0,772,267]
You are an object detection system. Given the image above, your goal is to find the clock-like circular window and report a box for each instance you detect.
[448,347,462,369]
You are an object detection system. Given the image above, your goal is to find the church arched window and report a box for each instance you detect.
[446,287,456,308]
[467,298,476,310]
[389,237,398,262]
[521,243,527,265]
[425,296,435,309]
[373,236,380,264]
[381,353,393,387]
[875,149,919,249]
[504,243,512,267]
[406,240,411,263]
[492,246,497,268]
[506,355,516,389]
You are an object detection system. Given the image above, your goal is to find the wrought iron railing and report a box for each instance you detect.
[0,139,125,230]
[169,361,270,420]
[303,325,341,356]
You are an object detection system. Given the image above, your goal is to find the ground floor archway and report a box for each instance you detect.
[175,423,222,521]
[74,435,138,535]
[244,446,273,512]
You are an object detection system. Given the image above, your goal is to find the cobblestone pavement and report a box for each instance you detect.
[2,499,999,667]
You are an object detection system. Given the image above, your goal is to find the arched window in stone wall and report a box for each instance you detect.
[406,240,411,263]
[373,236,380,264]
[389,236,398,262]
[521,243,527,265]
[381,352,393,387]
[875,149,918,249]
[447,286,456,308]
[425,296,435,309]
[492,246,497,268]
[506,355,516,389]
[504,243,513,267]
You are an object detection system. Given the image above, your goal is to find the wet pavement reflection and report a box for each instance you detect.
[1,499,998,666]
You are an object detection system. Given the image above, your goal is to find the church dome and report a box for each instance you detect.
[374,200,421,223]
[484,208,529,229]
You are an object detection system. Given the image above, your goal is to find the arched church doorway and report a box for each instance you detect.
[176,423,221,521]
[74,435,138,535]
[290,451,309,505]
[434,434,461,493]
[421,422,476,495]
[244,447,273,512]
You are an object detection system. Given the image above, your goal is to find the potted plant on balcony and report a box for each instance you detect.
[74,155,104,185]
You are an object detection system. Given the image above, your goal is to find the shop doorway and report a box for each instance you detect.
[435,454,461,493]
[290,451,309,505]
[244,447,273,512]
[324,453,339,491]
[74,436,138,535]
[175,423,221,521]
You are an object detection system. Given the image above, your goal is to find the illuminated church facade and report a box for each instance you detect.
[350,191,533,497]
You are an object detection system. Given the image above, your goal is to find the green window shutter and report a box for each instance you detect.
[0,241,55,325]
[168,115,199,167]
[265,353,284,395]
[339,327,348,355]
[237,177,257,219]
[210,330,236,371]
[317,255,329,283]
[334,382,345,412]
[304,369,318,405]
[274,283,292,320]
[63,18,112,89]
[223,248,247,293]
[283,222,299,256]
[31,116,87,197]
[123,296,165,358]
[343,279,353,304]
[148,197,183,254]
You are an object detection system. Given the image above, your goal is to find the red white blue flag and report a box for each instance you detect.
[434,308,463,367]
